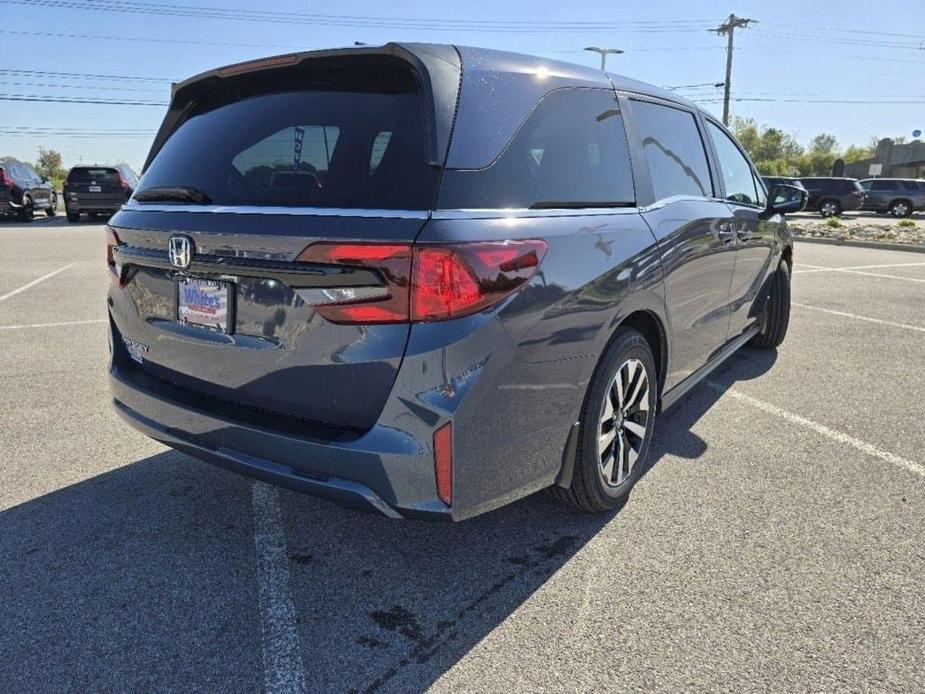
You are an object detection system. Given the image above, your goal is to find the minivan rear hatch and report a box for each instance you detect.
[109,46,460,432]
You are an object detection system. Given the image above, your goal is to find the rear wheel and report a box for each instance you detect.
[19,196,34,222]
[888,200,912,218]
[819,199,841,218]
[46,193,58,217]
[751,260,791,349]
[66,211,80,223]
[554,329,657,513]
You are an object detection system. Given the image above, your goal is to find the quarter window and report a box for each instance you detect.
[631,100,713,201]
[706,120,760,206]
[437,89,636,209]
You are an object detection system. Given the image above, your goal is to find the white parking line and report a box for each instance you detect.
[708,383,925,479]
[836,268,925,284]
[792,302,925,334]
[0,262,76,302]
[795,261,925,275]
[251,482,307,694]
[0,319,106,331]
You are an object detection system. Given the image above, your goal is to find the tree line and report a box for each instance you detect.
[730,117,898,177]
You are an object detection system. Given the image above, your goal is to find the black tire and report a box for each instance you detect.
[66,211,80,223]
[819,199,841,218]
[888,199,913,218]
[553,329,658,513]
[46,193,58,217]
[751,260,791,349]
[19,196,34,222]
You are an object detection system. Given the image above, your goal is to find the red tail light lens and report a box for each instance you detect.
[295,242,412,323]
[0,168,12,187]
[412,241,546,322]
[433,422,453,506]
[106,227,123,286]
[295,240,546,325]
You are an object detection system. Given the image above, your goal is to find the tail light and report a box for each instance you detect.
[433,422,453,506]
[294,240,546,324]
[0,168,12,187]
[117,172,130,194]
[106,227,124,286]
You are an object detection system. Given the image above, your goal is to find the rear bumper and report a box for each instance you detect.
[66,192,125,213]
[110,361,451,521]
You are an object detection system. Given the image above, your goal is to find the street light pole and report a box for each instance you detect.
[584,46,624,71]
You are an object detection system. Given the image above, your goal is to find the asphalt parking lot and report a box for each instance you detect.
[1,216,923,693]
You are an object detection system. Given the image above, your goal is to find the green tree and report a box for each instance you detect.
[731,117,804,175]
[35,147,65,181]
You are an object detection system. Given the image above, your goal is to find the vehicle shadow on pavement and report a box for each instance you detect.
[0,350,776,692]
[275,348,780,693]
[0,452,266,692]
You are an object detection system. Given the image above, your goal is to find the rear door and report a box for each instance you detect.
[109,58,439,431]
[20,164,50,207]
[703,118,777,339]
[625,97,736,391]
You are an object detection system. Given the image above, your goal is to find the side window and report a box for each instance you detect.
[860,180,872,191]
[631,100,713,201]
[871,180,891,192]
[231,125,340,193]
[705,120,759,206]
[437,89,636,209]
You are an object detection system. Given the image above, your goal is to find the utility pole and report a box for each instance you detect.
[584,46,624,71]
[713,13,754,126]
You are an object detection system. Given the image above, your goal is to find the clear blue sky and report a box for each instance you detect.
[2,0,924,171]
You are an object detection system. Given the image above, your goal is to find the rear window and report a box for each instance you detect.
[437,89,635,209]
[901,180,922,191]
[68,168,120,184]
[136,75,437,210]
[870,180,894,191]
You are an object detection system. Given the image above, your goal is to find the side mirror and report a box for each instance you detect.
[763,184,807,218]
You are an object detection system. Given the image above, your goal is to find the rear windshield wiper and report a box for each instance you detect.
[133,186,212,205]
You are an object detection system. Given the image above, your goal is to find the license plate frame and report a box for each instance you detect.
[177,277,232,334]
[88,185,102,193]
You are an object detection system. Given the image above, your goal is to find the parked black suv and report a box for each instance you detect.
[64,164,138,223]
[0,161,57,221]
[859,178,925,217]
[797,177,865,217]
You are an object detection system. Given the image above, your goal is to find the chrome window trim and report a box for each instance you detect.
[431,207,640,220]
[121,203,430,219]
[121,203,642,220]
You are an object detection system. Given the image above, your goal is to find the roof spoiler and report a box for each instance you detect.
[143,43,461,172]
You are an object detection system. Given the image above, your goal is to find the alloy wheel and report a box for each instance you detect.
[598,358,650,487]
[891,202,909,217]
[821,202,838,217]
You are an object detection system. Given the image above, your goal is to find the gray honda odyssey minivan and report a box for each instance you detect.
[108,44,805,521]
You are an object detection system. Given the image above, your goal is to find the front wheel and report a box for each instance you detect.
[819,200,841,218]
[66,211,80,223]
[46,193,58,217]
[19,197,34,222]
[554,329,657,513]
[751,260,791,349]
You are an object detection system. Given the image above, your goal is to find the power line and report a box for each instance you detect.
[0,68,173,82]
[8,1,716,33]
[0,28,305,49]
[0,94,167,105]
[712,13,754,126]
[0,80,165,93]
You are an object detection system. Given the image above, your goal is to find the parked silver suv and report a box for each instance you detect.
[859,178,925,217]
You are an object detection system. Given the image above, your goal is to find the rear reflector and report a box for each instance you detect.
[433,423,453,506]
[295,240,546,324]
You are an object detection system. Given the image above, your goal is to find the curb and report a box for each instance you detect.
[793,235,925,254]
